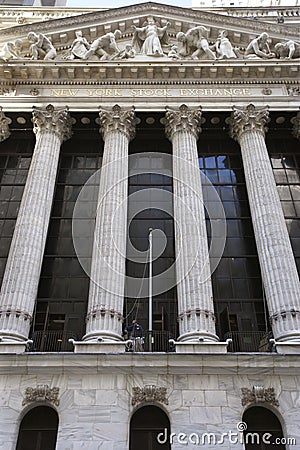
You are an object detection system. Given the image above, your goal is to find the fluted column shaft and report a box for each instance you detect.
[0,104,72,342]
[84,105,137,342]
[230,104,300,342]
[165,105,218,342]
[291,111,300,140]
[0,107,11,142]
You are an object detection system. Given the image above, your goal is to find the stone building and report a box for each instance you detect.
[0,1,299,449]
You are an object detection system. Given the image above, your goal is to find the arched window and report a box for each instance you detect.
[243,406,286,449]
[16,405,59,450]
[129,405,171,450]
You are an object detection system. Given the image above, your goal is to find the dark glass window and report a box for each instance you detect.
[16,406,58,450]
[199,120,267,338]
[243,406,286,449]
[125,114,178,341]
[130,405,171,450]
[267,119,300,276]
[0,120,34,286]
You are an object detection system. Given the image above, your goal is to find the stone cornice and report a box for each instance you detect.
[0,59,299,84]
[0,2,299,42]
[0,353,299,376]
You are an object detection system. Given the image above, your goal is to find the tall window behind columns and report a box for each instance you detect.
[32,113,102,350]
[125,113,178,345]
[267,113,300,277]
[198,113,267,344]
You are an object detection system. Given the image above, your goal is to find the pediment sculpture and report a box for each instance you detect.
[0,17,299,63]
[131,16,170,57]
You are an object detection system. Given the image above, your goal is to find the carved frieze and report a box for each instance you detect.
[241,386,279,407]
[132,385,168,406]
[22,385,60,406]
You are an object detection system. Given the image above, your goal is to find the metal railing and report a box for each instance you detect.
[29,330,77,352]
[126,330,175,353]
[224,331,274,352]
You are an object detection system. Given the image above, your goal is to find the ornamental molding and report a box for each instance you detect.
[132,385,168,406]
[0,106,11,142]
[99,104,138,142]
[165,104,202,141]
[229,104,270,141]
[241,386,279,407]
[32,104,72,142]
[0,2,298,41]
[0,60,298,85]
[22,384,60,406]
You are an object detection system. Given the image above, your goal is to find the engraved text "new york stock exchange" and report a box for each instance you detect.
[50,87,251,97]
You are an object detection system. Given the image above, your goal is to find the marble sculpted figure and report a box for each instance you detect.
[132,17,170,56]
[83,30,122,60]
[244,32,275,59]
[214,30,237,59]
[0,40,23,61]
[27,32,57,60]
[274,40,300,59]
[176,26,216,60]
[69,31,90,59]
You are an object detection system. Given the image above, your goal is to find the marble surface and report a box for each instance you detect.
[0,353,299,449]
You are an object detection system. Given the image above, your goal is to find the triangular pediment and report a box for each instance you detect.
[0,2,299,85]
[0,2,299,51]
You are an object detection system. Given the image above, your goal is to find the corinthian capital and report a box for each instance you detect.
[0,107,11,142]
[32,104,72,142]
[229,104,269,141]
[165,104,202,141]
[99,104,137,142]
[291,111,300,140]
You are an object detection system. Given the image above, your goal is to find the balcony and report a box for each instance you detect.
[29,330,77,352]
[224,331,274,352]
[28,330,273,353]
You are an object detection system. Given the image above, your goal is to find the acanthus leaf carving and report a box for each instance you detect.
[32,104,72,142]
[229,104,270,141]
[98,104,138,142]
[22,384,60,406]
[132,385,168,406]
[165,104,202,141]
[241,386,279,407]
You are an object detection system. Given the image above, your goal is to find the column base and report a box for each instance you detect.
[171,339,231,354]
[274,340,300,354]
[70,339,126,353]
[0,339,32,353]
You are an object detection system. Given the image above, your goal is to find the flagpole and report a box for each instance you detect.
[148,228,153,352]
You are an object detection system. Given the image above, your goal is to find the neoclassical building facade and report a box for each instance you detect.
[0,2,299,449]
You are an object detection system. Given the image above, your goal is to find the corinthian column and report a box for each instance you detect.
[0,104,72,352]
[229,104,300,353]
[76,105,137,353]
[0,107,11,142]
[165,105,227,353]
[291,111,300,140]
